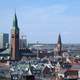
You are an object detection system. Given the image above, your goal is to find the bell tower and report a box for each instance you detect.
[11,13,20,60]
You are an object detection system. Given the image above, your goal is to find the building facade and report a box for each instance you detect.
[0,33,9,49]
[19,38,27,49]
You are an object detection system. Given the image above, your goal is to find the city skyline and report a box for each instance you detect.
[0,0,80,43]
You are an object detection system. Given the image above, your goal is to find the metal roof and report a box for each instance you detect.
[0,48,10,55]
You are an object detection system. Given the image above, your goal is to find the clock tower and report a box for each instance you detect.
[11,13,20,60]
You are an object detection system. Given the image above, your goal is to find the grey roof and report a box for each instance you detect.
[21,52,36,56]
[0,48,10,55]
[29,44,56,50]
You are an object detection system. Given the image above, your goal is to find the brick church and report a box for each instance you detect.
[10,13,36,61]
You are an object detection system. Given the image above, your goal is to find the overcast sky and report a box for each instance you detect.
[0,0,80,43]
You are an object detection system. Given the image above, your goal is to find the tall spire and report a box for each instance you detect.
[58,33,62,45]
[13,12,18,29]
[57,33,62,56]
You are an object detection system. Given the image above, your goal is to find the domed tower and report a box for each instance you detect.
[57,33,62,56]
[11,13,20,60]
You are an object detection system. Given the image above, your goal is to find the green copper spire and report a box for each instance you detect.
[13,13,19,29]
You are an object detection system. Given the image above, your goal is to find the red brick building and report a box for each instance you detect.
[11,13,20,61]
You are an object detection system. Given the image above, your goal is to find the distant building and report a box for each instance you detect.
[54,33,62,56]
[19,38,27,49]
[56,33,62,56]
[0,33,9,49]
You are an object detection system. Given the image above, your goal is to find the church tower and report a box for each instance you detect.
[57,33,62,56]
[11,13,20,60]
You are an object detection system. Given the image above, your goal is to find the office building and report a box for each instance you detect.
[0,33,9,49]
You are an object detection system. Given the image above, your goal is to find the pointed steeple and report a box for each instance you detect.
[13,12,19,30]
[57,33,62,56]
[57,33,62,45]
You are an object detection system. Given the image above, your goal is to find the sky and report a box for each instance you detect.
[0,0,80,43]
